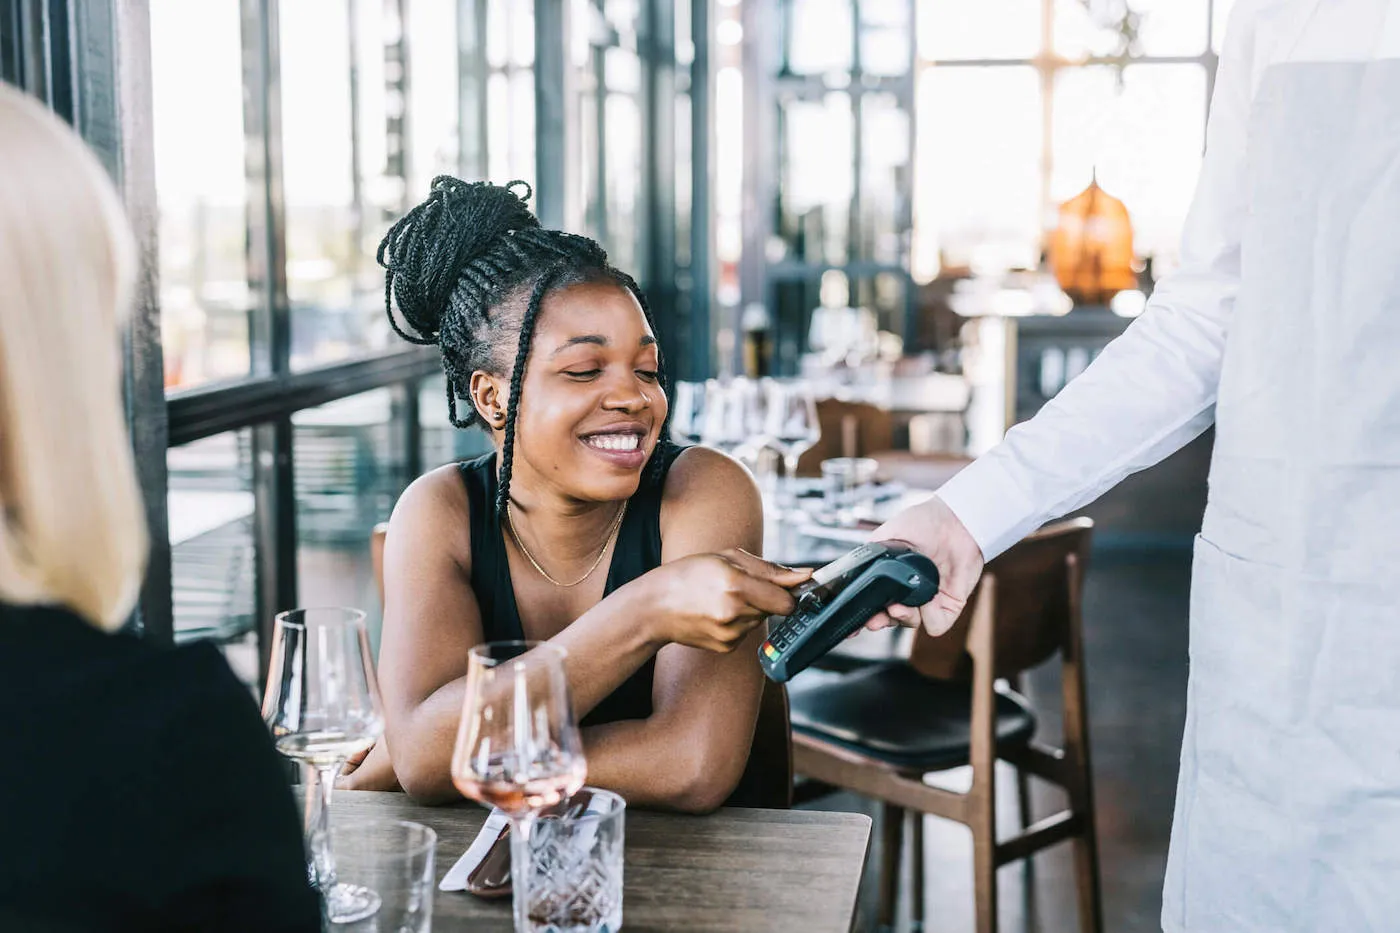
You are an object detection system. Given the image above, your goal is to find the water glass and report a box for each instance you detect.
[330,820,437,933]
[514,789,626,933]
[820,457,879,523]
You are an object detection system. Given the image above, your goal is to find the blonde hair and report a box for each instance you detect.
[0,83,148,630]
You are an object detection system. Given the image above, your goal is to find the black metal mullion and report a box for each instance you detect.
[389,381,421,492]
[593,42,608,247]
[534,0,567,227]
[642,0,677,374]
[12,0,48,98]
[241,0,285,378]
[243,0,295,678]
[687,0,711,381]
[43,0,73,119]
[457,0,487,178]
[252,419,296,686]
[0,0,21,85]
[737,0,773,375]
[102,0,174,643]
[848,0,862,265]
[900,0,917,344]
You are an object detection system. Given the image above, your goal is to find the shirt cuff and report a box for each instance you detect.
[934,454,1043,561]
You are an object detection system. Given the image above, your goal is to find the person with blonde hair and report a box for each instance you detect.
[0,84,318,931]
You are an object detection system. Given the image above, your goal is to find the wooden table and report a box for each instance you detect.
[328,790,871,932]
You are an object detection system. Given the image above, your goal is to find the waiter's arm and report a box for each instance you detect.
[872,0,1265,631]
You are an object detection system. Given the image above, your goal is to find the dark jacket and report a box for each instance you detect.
[0,602,320,932]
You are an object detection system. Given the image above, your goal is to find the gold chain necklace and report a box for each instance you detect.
[505,500,627,587]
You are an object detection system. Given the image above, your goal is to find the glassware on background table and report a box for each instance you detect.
[515,788,626,933]
[699,378,746,458]
[732,377,773,473]
[263,607,385,923]
[330,820,437,933]
[451,642,587,933]
[669,380,708,447]
[698,376,770,472]
[764,379,822,507]
[820,457,880,524]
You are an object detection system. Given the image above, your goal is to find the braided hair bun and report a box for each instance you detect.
[378,176,675,514]
[377,177,538,344]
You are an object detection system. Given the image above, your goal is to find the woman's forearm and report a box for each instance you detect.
[389,584,662,802]
[579,715,750,814]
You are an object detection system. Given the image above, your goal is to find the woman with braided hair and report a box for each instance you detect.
[343,177,808,809]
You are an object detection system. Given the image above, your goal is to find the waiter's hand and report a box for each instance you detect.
[865,495,984,636]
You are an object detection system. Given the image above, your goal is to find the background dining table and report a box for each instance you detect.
[325,790,872,932]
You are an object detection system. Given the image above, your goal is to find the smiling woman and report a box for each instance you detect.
[342,178,809,810]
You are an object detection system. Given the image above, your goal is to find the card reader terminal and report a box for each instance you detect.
[759,541,939,683]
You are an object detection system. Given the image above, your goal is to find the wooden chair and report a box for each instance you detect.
[789,518,1101,933]
[794,398,974,494]
[795,399,895,475]
[367,524,794,809]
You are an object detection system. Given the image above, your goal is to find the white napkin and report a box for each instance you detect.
[439,808,510,892]
[438,795,614,892]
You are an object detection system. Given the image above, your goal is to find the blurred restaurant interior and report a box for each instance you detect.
[3,0,1238,930]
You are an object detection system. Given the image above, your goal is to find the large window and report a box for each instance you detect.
[742,0,917,373]
[149,0,252,389]
[912,0,1233,281]
[148,1,446,678]
[125,0,698,681]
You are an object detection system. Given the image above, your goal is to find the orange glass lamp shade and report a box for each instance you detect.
[1049,175,1138,306]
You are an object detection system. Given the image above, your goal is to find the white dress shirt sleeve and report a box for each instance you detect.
[935,1,1267,560]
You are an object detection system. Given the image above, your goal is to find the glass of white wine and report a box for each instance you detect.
[451,641,587,933]
[262,606,385,924]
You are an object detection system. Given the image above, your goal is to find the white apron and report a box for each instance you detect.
[1163,3,1400,930]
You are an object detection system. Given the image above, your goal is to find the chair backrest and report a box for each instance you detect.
[909,517,1093,681]
[371,522,389,608]
[368,524,794,807]
[725,677,794,809]
[795,398,895,475]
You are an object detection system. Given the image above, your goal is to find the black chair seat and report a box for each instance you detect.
[788,662,1037,772]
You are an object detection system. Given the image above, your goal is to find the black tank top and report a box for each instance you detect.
[460,447,683,728]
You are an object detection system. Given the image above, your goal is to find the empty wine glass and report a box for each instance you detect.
[263,607,385,923]
[733,377,773,473]
[765,380,822,506]
[670,380,708,446]
[451,641,587,933]
[701,377,770,470]
[699,378,743,456]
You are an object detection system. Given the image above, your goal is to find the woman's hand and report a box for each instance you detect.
[864,495,984,636]
[335,739,401,791]
[635,548,812,654]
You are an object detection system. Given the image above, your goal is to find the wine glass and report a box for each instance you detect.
[765,379,822,506]
[262,607,385,924]
[733,377,773,473]
[699,378,743,455]
[669,380,708,446]
[450,641,587,933]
